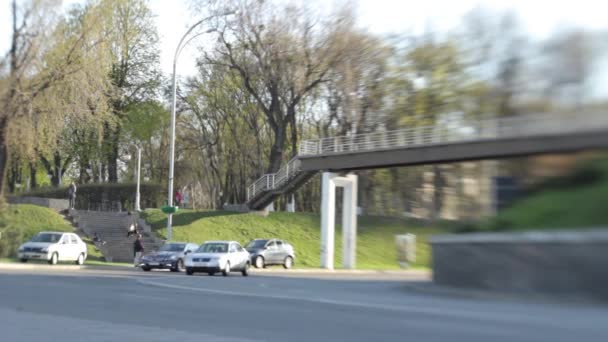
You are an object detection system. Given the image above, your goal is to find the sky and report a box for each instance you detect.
[1,0,607,92]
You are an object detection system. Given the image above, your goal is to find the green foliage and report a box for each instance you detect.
[122,101,169,143]
[142,209,447,269]
[460,157,608,232]
[22,183,165,211]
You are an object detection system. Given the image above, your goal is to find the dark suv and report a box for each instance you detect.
[245,239,295,269]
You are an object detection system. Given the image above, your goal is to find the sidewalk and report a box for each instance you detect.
[0,261,133,272]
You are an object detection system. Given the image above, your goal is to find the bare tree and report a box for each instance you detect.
[199,0,354,173]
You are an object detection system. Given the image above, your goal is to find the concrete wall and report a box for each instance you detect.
[8,196,69,211]
[431,229,608,300]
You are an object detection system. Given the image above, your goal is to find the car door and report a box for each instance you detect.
[265,240,279,264]
[70,234,80,260]
[59,234,72,261]
[229,243,248,270]
[236,243,249,269]
[73,234,86,258]
[228,243,239,269]
[275,240,287,262]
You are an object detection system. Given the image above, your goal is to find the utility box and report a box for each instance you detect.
[396,234,416,268]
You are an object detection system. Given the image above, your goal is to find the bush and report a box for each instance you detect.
[21,183,165,211]
[527,158,606,195]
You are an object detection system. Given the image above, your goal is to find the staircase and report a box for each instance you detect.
[246,158,317,210]
[70,210,164,263]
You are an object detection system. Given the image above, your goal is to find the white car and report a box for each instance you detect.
[185,241,250,276]
[18,231,88,265]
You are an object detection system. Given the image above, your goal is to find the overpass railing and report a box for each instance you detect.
[298,112,608,156]
[246,158,302,202]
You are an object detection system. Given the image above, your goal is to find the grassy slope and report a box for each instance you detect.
[0,204,105,263]
[473,157,608,232]
[143,210,445,269]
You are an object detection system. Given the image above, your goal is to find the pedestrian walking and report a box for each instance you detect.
[67,182,77,209]
[133,234,144,267]
[174,190,183,207]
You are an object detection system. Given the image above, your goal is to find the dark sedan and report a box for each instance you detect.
[245,239,295,269]
[140,242,198,272]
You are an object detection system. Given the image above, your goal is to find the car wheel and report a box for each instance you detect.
[75,253,85,265]
[141,266,151,272]
[222,262,231,277]
[19,258,27,263]
[170,259,184,272]
[254,255,265,269]
[186,267,194,275]
[242,262,250,277]
[48,252,58,265]
[177,259,184,272]
[283,256,294,269]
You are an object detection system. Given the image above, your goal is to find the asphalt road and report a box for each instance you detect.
[1,268,607,342]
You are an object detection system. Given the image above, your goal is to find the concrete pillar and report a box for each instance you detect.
[320,172,337,269]
[341,174,358,269]
[320,172,358,270]
[287,194,295,213]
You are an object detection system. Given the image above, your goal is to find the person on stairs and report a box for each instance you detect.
[93,232,107,245]
[126,211,138,238]
[133,234,144,267]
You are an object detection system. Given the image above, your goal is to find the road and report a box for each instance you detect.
[0,267,607,342]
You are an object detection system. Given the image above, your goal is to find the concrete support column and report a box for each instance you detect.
[320,172,337,269]
[341,174,358,269]
[320,172,358,270]
[287,194,295,213]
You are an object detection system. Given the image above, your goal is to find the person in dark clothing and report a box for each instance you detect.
[67,182,77,209]
[133,234,144,267]
[93,232,106,245]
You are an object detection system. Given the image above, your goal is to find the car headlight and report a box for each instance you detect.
[41,247,48,253]
[169,255,178,260]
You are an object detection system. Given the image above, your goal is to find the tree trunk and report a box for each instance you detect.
[29,162,37,190]
[107,143,119,183]
[0,136,6,196]
[267,124,287,174]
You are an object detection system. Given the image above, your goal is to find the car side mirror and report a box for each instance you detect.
[185,250,191,255]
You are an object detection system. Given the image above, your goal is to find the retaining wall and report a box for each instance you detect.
[8,196,69,211]
[430,229,608,300]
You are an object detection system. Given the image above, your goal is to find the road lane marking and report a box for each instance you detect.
[136,278,599,327]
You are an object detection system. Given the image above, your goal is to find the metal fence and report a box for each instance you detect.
[246,158,302,201]
[247,112,608,203]
[299,112,608,156]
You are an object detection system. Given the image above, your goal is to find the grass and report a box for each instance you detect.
[458,156,608,233]
[142,209,447,269]
[0,204,110,264]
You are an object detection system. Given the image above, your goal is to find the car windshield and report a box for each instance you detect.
[159,243,185,252]
[245,240,268,249]
[197,243,228,253]
[30,233,62,243]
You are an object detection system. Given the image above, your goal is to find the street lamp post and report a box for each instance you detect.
[166,12,233,241]
[135,145,142,212]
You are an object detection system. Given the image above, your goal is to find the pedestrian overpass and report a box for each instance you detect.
[245,112,608,269]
